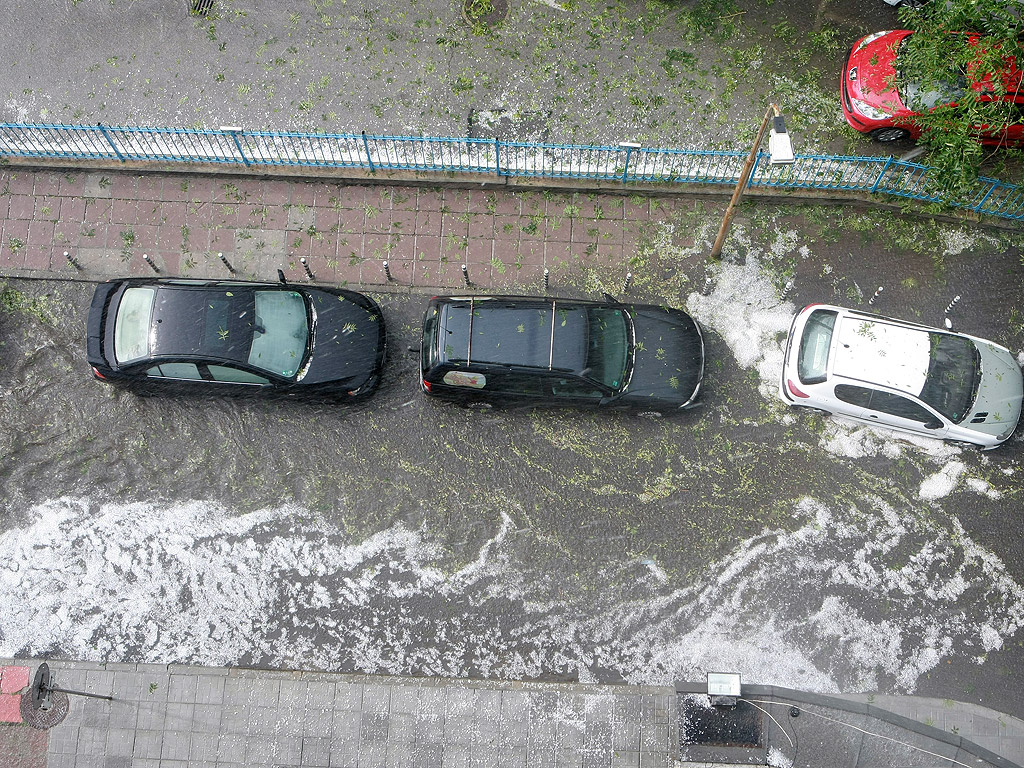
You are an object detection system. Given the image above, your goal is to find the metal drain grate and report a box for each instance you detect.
[679,695,763,748]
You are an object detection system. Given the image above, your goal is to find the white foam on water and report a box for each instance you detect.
[965,477,1002,500]
[1,495,1020,694]
[819,419,961,462]
[919,462,967,501]
[687,234,795,403]
[979,624,1003,653]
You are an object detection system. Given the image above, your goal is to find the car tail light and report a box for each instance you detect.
[422,379,432,392]
[787,379,810,398]
[92,367,106,379]
[800,303,823,313]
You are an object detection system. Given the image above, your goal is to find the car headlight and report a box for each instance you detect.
[851,98,892,120]
[856,31,891,51]
[997,424,1016,441]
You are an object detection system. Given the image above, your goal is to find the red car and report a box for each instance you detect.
[841,29,1024,145]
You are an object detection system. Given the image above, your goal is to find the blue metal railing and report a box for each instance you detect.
[0,122,1020,221]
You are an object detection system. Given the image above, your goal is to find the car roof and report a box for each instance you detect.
[148,285,259,360]
[437,297,593,371]
[831,314,931,396]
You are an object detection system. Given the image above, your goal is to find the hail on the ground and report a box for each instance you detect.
[1,495,1021,694]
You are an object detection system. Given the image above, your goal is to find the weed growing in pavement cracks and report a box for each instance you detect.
[119,228,135,261]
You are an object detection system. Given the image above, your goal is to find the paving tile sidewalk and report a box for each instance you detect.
[0,659,677,768]
[0,168,688,294]
[2,659,1023,768]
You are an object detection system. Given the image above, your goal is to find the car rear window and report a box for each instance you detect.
[114,287,156,363]
[797,309,837,384]
[422,307,439,372]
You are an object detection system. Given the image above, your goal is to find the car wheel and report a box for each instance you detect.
[871,127,911,143]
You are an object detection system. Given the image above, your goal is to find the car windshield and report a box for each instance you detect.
[585,308,629,390]
[248,291,309,377]
[895,37,969,110]
[151,287,309,378]
[797,309,837,384]
[114,287,156,363]
[901,78,969,110]
[918,333,980,423]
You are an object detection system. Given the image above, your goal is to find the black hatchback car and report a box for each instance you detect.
[87,278,386,397]
[420,295,704,410]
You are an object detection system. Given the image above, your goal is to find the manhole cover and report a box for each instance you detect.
[20,691,69,730]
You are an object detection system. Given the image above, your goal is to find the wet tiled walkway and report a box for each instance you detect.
[0,169,696,292]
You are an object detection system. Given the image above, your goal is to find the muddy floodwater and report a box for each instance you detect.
[1,204,1023,717]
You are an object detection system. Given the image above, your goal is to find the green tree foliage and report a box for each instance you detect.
[895,0,1024,194]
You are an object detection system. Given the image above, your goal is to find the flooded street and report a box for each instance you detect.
[1,203,1023,717]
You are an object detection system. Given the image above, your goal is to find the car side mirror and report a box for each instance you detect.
[924,418,943,430]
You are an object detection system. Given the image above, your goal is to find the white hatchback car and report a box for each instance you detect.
[781,304,1023,449]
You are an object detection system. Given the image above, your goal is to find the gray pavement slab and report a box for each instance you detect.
[1,659,1022,768]
[839,693,1024,767]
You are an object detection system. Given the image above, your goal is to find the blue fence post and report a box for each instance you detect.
[361,131,376,171]
[870,156,894,193]
[96,124,126,163]
[619,142,641,182]
[972,180,999,213]
[220,126,250,167]
[748,152,762,186]
[494,138,502,177]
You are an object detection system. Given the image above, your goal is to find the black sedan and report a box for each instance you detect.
[87,278,386,398]
[420,295,704,411]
